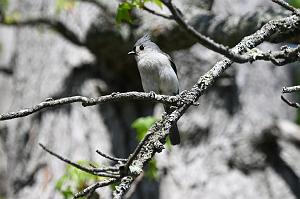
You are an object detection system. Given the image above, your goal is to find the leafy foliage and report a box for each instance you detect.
[131,116,157,141]
[132,115,171,146]
[290,0,300,8]
[55,161,103,199]
[145,159,159,180]
[116,0,163,23]
[116,2,135,23]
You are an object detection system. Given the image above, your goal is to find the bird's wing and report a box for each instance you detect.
[169,58,178,76]
[163,52,177,76]
[162,52,179,95]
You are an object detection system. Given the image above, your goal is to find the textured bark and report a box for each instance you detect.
[0,0,299,199]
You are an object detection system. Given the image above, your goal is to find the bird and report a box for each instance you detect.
[128,34,180,145]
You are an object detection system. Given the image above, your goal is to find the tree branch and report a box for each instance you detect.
[281,85,300,108]
[142,5,173,19]
[155,8,294,52]
[96,149,127,162]
[162,0,248,63]
[281,95,300,108]
[161,0,300,65]
[241,45,300,66]
[283,85,300,93]
[74,178,118,198]
[0,92,179,120]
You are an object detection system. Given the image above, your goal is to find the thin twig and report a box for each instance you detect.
[96,149,127,162]
[243,45,300,66]
[162,0,250,63]
[281,85,300,108]
[272,0,300,16]
[143,5,173,19]
[74,178,118,198]
[39,143,120,178]
[92,166,120,172]
[281,95,300,108]
[161,0,300,66]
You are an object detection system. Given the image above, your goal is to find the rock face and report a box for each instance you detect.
[0,0,298,199]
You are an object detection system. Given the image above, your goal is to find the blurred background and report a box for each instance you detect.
[0,0,300,198]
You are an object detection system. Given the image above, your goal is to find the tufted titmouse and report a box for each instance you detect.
[128,34,180,145]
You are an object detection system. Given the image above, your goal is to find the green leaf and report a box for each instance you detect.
[116,2,134,23]
[289,0,300,8]
[55,160,102,199]
[55,174,68,190]
[165,136,172,149]
[132,0,143,8]
[61,186,74,199]
[145,159,158,181]
[115,0,164,24]
[152,0,163,8]
[110,182,118,191]
[132,116,157,141]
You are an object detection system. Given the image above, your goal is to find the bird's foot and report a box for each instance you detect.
[149,91,156,98]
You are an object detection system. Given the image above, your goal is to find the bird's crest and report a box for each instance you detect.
[135,33,151,46]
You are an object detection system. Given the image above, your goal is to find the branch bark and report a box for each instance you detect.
[0,92,180,120]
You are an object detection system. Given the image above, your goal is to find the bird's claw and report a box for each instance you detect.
[149,91,156,98]
[111,92,120,97]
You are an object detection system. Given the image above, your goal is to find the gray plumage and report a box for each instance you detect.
[128,34,180,145]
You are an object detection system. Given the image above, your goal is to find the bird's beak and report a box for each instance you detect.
[128,51,136,55]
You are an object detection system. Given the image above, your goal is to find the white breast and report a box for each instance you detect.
[136,52,179,95]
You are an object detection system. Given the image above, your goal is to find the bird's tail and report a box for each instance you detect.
[164,105,180,145]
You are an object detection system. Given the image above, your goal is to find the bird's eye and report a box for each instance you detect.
[139,45,144,50]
